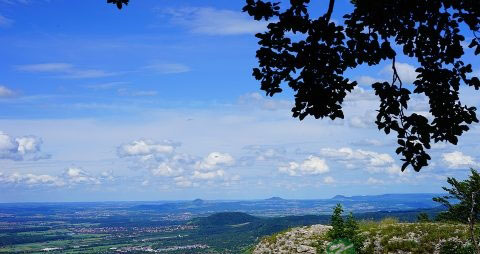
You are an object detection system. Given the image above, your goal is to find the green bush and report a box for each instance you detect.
[439,241,475,254]
[417,213,430,223]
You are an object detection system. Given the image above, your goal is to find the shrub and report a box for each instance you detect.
[439,241,475,254]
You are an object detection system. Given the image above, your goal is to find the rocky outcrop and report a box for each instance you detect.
[252,224,332,254]
[252,222,476,254]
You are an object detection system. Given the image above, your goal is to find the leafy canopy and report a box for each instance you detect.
[109,0,480,172]
[243,0,480,172]
[107,0,128,10]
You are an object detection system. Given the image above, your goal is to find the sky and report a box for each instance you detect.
[0,0,479,202]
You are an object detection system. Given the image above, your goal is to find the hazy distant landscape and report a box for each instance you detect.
[1,0,480,253]
[0,194,444,253]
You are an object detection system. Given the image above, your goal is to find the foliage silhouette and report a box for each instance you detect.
[243,0,480,172]
[107,0,128,10]
[110,0,480,172]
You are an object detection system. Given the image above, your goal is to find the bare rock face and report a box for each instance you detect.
[252,225,332,254]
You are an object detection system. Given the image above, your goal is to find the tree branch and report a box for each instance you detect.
[324,0,336,23]
[392,57,410,138]
[470,191,480,254]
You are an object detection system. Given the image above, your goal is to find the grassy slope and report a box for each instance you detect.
[360,219,476,253]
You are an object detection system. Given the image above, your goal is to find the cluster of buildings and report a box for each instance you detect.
[112,244,208,253]
[69,225,197,234]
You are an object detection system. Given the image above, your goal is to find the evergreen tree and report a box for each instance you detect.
[328,204,345,240]
[327,204,365,253]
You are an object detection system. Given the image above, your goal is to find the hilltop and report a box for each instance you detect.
[251,220,477,254]
[265,197,285,201]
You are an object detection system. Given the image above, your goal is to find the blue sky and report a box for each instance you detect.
[0,0,479,202]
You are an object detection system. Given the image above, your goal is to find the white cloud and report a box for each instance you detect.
[356,76,386,86]
[195,152,234,170]
[366,177,385,185]
[0,14,13,27]
[64,167,100,185]
[16,136,41,155]
[278,162,300,176]
[0,85,14,97]
[17,63,72,72]
[174,176,192,187]
[16,63,116,79]
[100,170,115,181]
[351,138,385,147]
[0,0,30,4]
[0,167,108,188]
[243,145,286,161]
[117,139,176,157]
[131,90,158,96]
[279,156,329,176]
[0,132,16,158]
[164,7,268,35]
[348,111,376,128]
[151,162,184,177]
[320,147,394,169]
[381,62,419,84]
[117,139,234,187]
[442,151,477,169]
[473,69,480,78]
[323,176,335,184]
[349,116,368,128]
[301,156,329,174]
[344,87,378,102]
[85,81,128,90]
[238,92,291,111]
[192,169,225,180]
[385,164,411,177]
[431,142,448,150]
[117,88,158,97]
[0,131,49,161]
[144,63,191,74]
[0,172,65,187]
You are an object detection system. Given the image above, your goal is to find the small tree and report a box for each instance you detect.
[434,169,480,254]
[417,212,430,223]
[328,204,345,240]
[344,212,365,254]
[327,204,364,253]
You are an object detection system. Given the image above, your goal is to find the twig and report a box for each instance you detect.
[391,57,411,138]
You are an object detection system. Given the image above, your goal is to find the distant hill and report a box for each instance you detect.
[331,193,440,201]
[331,195,347,200]
[128,193,443,215]
[192,199,205,205]
[265,197,285,201]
